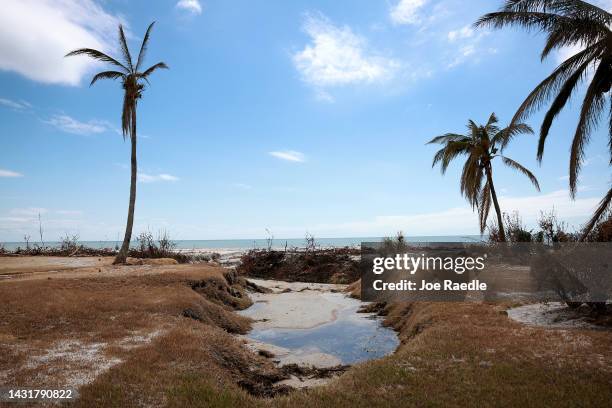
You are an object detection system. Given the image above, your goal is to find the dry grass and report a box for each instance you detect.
[0,259,258,400]
[274,301,612,407]
[1,258,611,407]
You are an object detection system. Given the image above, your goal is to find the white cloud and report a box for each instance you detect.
[44,114,110,135]
[447,45,476,68]
[0,169,23,178]
[138,173,180,183]
[0,97,31,110]
[447,25,473,42]
[0,0,124,86]
[269,150,306,163]
[390,0,428,25]
[285,190,601,237]
[176,0,203,15]
[293,14,398,88]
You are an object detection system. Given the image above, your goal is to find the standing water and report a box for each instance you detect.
[239,279,399,368]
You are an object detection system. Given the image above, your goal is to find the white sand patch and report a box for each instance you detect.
[118,329,165,350]
[507,302,604,330]
[27,340,121,388]
[24,329,166,388]
[240,279,350,330]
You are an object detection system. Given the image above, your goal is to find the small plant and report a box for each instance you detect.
[535,209,574,244]
[265,228,274,251]
[305,232,317,252]
[23,234,31,250]
[157,229,176,257]
[136,230,156,254]
[504,212,532,243]
[381,231,409,254]
[60,233,80,253]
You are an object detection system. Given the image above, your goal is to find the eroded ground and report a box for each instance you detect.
[1,257,612,407]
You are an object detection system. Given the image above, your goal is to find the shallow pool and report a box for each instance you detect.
[239,279,399,366]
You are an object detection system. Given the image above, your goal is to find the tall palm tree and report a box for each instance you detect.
[475,0,612,239]
[428,113,541,241]
[66,23,168,264]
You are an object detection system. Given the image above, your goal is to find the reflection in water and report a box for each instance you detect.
[241,290,399,365]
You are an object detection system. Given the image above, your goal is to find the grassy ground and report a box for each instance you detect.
[1,257,611,407]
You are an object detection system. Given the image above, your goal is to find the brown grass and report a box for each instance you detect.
[1,258,611,407]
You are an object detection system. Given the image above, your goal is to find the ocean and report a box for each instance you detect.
[1,235,483,252]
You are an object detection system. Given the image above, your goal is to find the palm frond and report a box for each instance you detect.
[493,122,534,151]
[65,48,128,71]
[538,57,592,161]
[580,186,612,240]
[90,70,125,86]
[460,152,483,206]
[501,156,541,191]
[139,62,169,78]
[486,112,499,127]
[569,59,610,197]
[136,22,155,71]
[426,133,469,145]
[541,20,608,61]
[118,25,134,72]
[511,42,602,124]
[432,141,471,174]
[475,10,568,31]
[478,181,492,233]
[503,0,612,23]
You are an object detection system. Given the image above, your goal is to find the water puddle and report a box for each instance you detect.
[239,279,399,368]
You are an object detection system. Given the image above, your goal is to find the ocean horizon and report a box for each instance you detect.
[1,235,484,251]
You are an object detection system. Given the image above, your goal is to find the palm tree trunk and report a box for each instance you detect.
[580,186,612,241]
[485,164,506,242]
[113,129,137,264]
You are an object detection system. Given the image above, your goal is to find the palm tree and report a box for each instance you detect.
[475,0,612,239]
[428,113,541,241]
[66,23,168,264]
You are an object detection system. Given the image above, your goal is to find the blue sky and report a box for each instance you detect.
[1,0,610,242]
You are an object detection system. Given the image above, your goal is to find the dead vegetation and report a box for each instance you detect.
[0,229,208,265]
[237,248,360,284]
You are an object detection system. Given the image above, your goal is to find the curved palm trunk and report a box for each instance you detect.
[485,164,506,242]
[114,115,137,264]
[580,186,612,241]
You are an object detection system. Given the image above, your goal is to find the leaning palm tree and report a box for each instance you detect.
[475,0,612,239]
[428,113,541,241]
[66,23,168,264]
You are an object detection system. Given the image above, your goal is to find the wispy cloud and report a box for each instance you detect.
[269,150,306,163]
[445,25,493,69]
[0,168,23,178]
[138,173,180,183]
[44,114,110,135]
[0,0,125,86]
[176,0,202,15]
[292,13,399,90]
[390,0,428,25]
[0,97,31,110]
[447,25,474,42]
